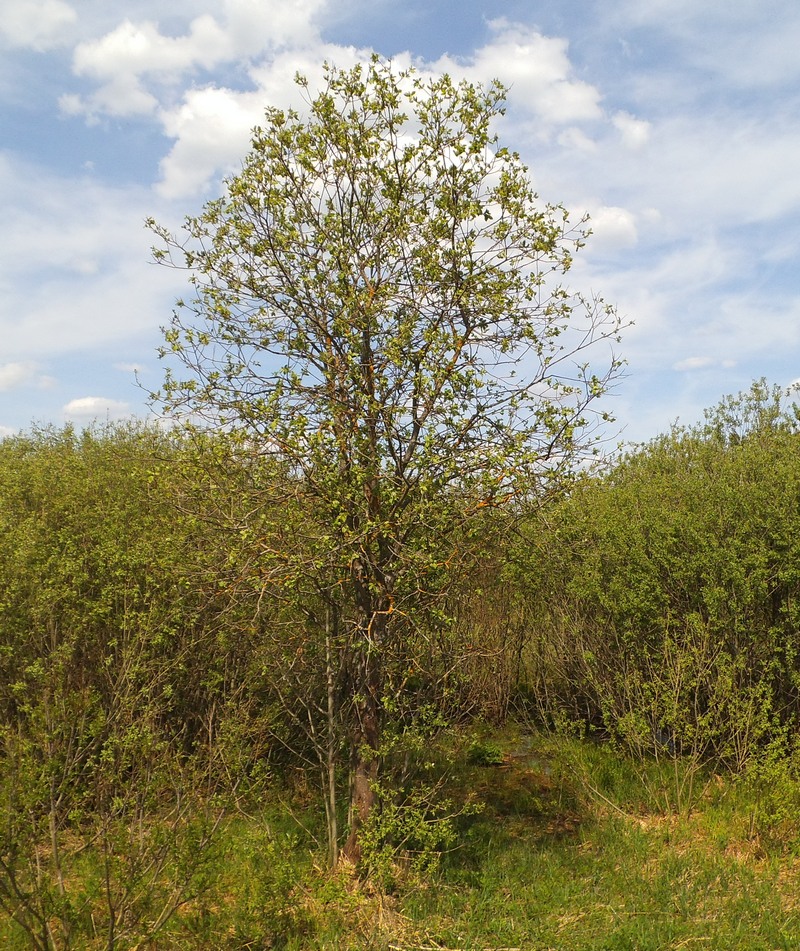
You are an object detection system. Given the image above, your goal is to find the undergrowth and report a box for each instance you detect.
[3,728,800,949]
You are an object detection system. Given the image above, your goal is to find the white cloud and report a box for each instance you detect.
[435,20,602,128]
[587,206,638,251]
[557,127,597,152]
[157,86,265,198]
[612,111,650,149]
[157,43,373,198]
[616,0,800,88]
[0,152,185,358]
[62,0,328,120]
[59,10,604,199]
[548,108,800,259]
[73,16,227,79]
[246,45,369,109]
[64,16,225,118]
[0,362,31,390]
[60,80,158,119]
[673,356,715,371]
[0,362,39,390]
[63,396,132,420]
[0,0,76,51]
[152,19,605,199]
[222,0,324,52]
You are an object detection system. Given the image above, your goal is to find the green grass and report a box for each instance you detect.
[399,731,800,950]
[406,817,798,949]
[4,731,800,949]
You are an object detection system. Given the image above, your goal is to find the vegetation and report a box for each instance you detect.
[3,56,800,951]
[2,381,800,946]
[147,58,623,864]
[517,379,800,777]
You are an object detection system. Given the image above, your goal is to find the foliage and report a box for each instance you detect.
[515,380,800,772]
[0,424,238,948]
[358,787,462,891]
[148,56,624,862]
[742,732,800,849]
[466,738,505,766]
[229,825,311,947]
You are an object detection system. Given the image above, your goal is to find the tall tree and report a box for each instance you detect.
[149,58,624,863]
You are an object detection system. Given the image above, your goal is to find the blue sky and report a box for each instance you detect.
[2,0,800,446]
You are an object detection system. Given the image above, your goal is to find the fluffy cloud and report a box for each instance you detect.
[61,0,327,119]
[157,43,372,198]
[557,127,597,153]
[63,396,132,420]
[0,362,52,391]
[612,111,650,149]
[222,0,324,52]
[64,16,228,117]
[435,19,602,128]
[0,153,184,358]
[60,9,608,198]
[157,86,266,198]
[587,206,638,251]
[75,16,226,77]
[154,19,606,199]
[0,0,77,51]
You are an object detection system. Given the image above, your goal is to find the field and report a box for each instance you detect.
[5,727,799,949]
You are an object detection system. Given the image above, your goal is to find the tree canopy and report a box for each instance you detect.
[148,57,625,863]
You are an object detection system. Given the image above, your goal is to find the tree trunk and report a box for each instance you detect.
[341,653,381,865]
[342,703,380,865]
[341,568,387,865]
[324,605,339,868]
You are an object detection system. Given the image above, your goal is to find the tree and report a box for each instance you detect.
[148,58,625,864]
[0,425,232,947]
[515,381,800,787]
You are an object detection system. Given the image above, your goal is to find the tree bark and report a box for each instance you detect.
[324,605,339,868]
[341,686,380,864]
[341,576,386,865]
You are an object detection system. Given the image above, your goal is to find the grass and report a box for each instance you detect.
[407,816,798,949]
[397,730,800,950]
[4,729,800,948]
